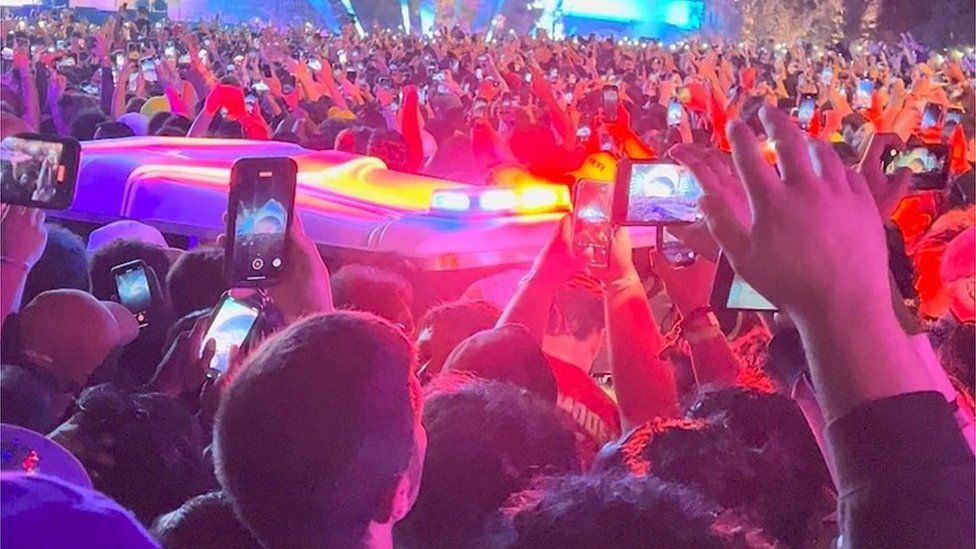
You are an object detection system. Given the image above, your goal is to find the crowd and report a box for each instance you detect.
[1,5,975,548]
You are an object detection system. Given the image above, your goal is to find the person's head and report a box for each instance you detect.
[150,491,262,549]
[939,322,975,396]
[51,384,215,524]
[331,264,415,334]
[93,121,136,140]
[69,109,111,141]
[505,474,756,548]
[416,300,500,379]
[214,312,424,548]
[941,226,976,323]
[367,130,411,171]
[213,119,243,139]
[442,325,558,403]
[16,290,129,391]
[148,111,174,136]
[1,473,157,548]
[22,223,89,306]
[396,375,579,547]
[543,280,605,372]
[165,246,227,319]
[0,364,58,433]
[618,413,833,547]
[88,237,172,302]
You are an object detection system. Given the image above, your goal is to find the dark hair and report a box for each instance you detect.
[88,238,172,301]
[546,283,603,340]
[271,130,301,144]
[94,121,136,140]
[367,130,410,171]
[69,109,111,141]
[23,223,89,306]
[939,322,975,395]
[507,474,748,549]
[0,364,58,433]
[164,115,192,133]
[318,118,353,149]
[396,376,579,548]
[213,120,243,139]
[331,264,415,334]
[214,312,416,548]
[156,125,186,137]
[165,246,227,319]
[148,111,174,136]
[617,410,833,547]
[150,491,261,549]
[71,384,216,524]
[416,300,500,379]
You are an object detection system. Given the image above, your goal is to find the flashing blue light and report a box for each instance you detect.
[431,191,472,211]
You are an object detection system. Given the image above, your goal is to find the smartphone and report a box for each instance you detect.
[56,57,77,69]
[667,100,682,127]
[710,253,777,312]
[0,134,80,210]
[602,85,619,122]
[821,66,832,85]
[200,292,261,374]
[377,76,392,90]
[885,145,949,190]
[307,58,322,72]
[855,79,873,109]
[572,179,614,267]
[140,57,157,82]
[613,159,704,225]
[797,93,817,129]
[920,102,944,130]
[177,54,191,67]
[346,69,357,82]
[658,227,696,267]
[112,259,155,327]
[337,50,347,64]
[945,108,963,126]
[115,53,125,67]
[252,81,270,94]
[225,158,298,286]
[433,72,445,83]
[563,91,574,104]
[164,45,176,58]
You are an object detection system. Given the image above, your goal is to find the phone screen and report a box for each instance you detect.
[667,100,682,127]
[797,96,816,129]
[227,158,297,285]
[603,86,619,121]
[114,263,152,326]
[886,146,945,175]
[307,58,322,72]
[202,295,260,373]
[946,109,962,125]
[727,274,776,311]
[821,66,832,85]
[572,180,613,267]
[616,162,703,225]
[141,58,157,82]
[855,80,873,109]
[0,135,78,209]
[920,103,944,130]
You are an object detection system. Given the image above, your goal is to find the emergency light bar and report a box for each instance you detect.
[429,185,571,217]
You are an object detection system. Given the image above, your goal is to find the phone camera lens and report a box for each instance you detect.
[272,258,282,268]
[251,258,264,270]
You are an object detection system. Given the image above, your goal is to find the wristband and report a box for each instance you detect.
[602,271,642,294]
[681,306,717,328]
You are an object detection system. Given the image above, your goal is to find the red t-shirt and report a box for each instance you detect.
[546,354,622,464]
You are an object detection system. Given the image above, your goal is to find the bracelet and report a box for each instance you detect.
[603,271,642,294]
[0,257,30,272]
[681,307,718,329]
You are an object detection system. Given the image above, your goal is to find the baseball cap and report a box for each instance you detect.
[442,324,558,403]
[0,424,91,489]
[86,220,182,263]
[1,472,158,548]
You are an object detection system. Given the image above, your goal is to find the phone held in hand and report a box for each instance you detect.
[613,158,704,226]
[224,157,298,287]
[0,133,80,210]
[112,259,156,328]
[885,144,949,190]
[572,179,614,268]
[797,93,817,130]
[657,227,696,268]
[602,84,619,122]
[854,79,873,110]
[710,253,777,312]
[920,102,944,130]
[667,100,683,127]
[201,291,261,375]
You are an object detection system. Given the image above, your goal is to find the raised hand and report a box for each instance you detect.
[706,106,889,318]
[857,132,911,219]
